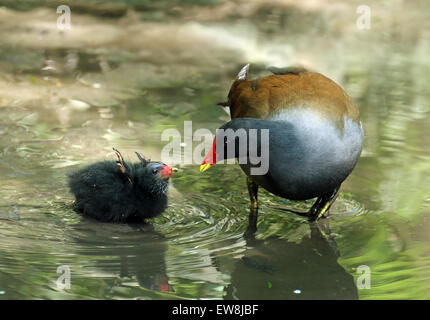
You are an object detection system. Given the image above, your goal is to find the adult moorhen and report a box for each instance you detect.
[200,64,363,221]
[69,148,177,223]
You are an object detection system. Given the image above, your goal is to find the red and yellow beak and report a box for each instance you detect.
[200,137,218,172]
[160,165,178,179]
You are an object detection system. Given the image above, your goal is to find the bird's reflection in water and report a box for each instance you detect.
[117,237,174,293]
[224,209,358,299]
[73,222,174,294]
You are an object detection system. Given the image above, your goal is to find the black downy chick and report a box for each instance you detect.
[68,148,177,223]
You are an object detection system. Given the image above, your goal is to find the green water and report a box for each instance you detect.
[0,0,429,299]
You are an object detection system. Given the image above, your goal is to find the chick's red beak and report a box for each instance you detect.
[160,165,178,179]
[200,137,218,172]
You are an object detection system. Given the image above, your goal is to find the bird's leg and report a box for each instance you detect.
[308,186,340,221]
[244,177,259,238]
[247,177,259,209]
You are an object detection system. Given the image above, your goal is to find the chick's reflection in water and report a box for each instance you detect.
[225,220,358,299]
[118,236,174,293]
[75,224,174,295]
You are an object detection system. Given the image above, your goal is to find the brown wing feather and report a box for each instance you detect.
[227,71,359,128]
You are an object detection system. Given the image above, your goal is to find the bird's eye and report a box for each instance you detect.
[152,168,158,175]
